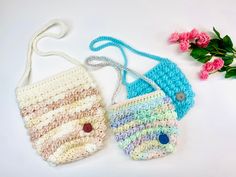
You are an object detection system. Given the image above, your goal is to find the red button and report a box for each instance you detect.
[83,123,93,133]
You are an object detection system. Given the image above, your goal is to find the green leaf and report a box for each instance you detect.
[197,55,212,63]
[189,42,198,50]
[190,48,209,59]
[190,48,212,63]
[206,39,227,56]
[225,68,236,78]
[223,35,234,52]
[213,27,221,39]
[206,39,220,49]
[219,66,228,72]
[222,55,234,66]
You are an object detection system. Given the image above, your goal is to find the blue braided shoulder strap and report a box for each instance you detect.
[89,36,166,85]
[89,36,195,120]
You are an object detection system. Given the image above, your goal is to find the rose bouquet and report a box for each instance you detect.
[169,28,236,80]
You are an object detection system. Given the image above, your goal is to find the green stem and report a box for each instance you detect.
[217,47,228,53]
[212,46,225,55]
[233,51,236,58]
[210,51,225,56]
[227,67,236,72]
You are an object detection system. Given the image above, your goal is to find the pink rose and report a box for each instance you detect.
[199,70,209,80]
[202,62,214,72]
[179,40,190,52]
[189,28,199,40]
[169,32,179,43]
[179,32,190,41]
[213,58,224,70]
[196,32,210,48]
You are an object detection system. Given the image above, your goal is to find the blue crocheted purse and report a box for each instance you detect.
[89,36,195,120]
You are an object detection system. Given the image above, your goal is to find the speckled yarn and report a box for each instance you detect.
[89,36,195,120]
[85,56,178,160]
[15,20,107,165]
[109,91,178,160]
[126,60,194,119]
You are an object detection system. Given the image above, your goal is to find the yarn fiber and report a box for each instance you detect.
[89,36,195,120]
[16,65,107,165]
[109,90,178,160]
[126,60,195,119]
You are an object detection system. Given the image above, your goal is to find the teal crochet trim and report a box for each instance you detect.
[89,36,195,120]
[126,60,195,119]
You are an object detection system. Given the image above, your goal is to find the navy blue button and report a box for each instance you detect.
[159,133,169,144]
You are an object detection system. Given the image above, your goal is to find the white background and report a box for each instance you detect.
[1,0,236,177]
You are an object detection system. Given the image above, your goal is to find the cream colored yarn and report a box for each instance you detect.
[15,20,107,165]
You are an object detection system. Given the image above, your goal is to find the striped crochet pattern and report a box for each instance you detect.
[16,66,107,165]
[108,90,178,160]
[126,60,195,119]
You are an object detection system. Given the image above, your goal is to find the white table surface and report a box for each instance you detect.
[1,0,236,177]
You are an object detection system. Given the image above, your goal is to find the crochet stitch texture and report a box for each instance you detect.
[109,90,178,160]
[126,60,195,119]
[15,20,108,165]
[16,66,107,165]
[85,56,179,160]
[89,36,195,120]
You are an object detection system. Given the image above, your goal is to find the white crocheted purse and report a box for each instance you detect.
[15,20,107,165]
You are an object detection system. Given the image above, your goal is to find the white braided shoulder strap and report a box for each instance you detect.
[17,19,82,87]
